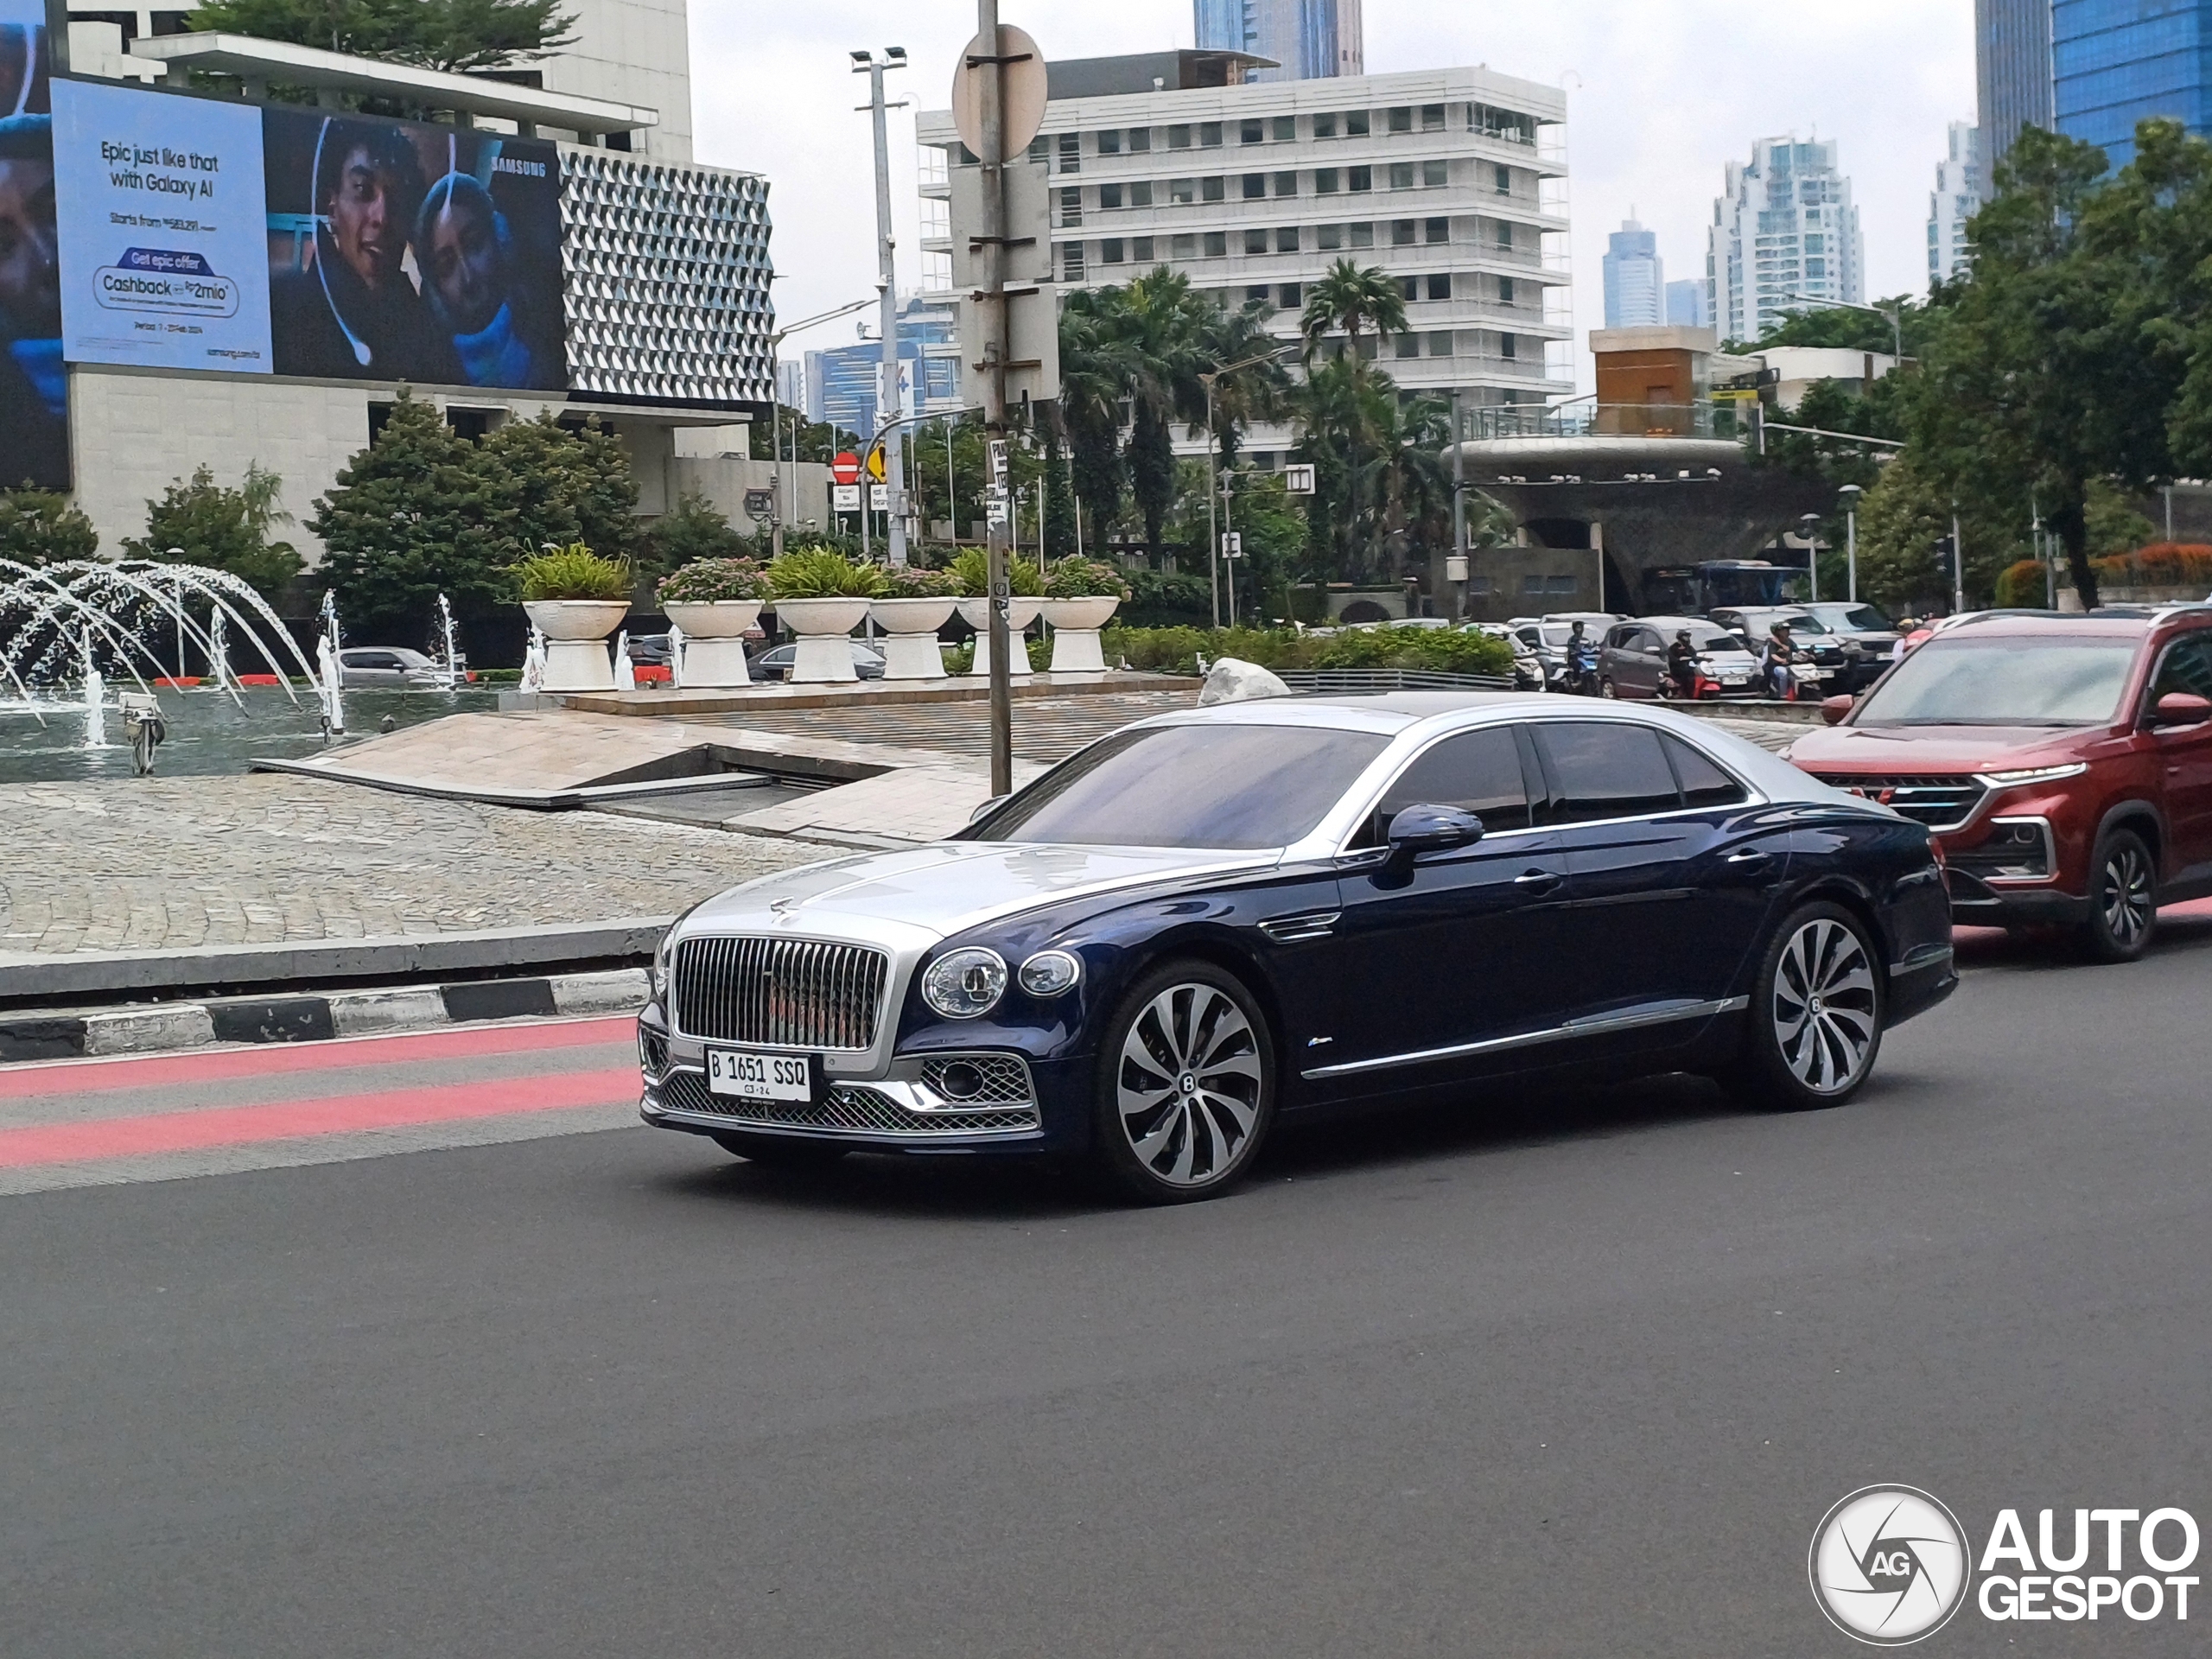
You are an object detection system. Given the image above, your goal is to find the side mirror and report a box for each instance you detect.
[968,793,1010,824]
[2150,691,2212,728]
[1384,804,1485,873]
[1821,694,1855,727]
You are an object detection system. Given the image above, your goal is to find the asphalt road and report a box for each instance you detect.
[7,916,2212,1657]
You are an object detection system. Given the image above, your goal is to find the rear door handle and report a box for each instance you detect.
[1725,849,1772,866]
[1513,869,1563,890]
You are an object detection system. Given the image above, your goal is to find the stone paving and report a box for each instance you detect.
[0,778,823,960]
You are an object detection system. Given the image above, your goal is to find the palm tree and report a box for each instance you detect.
[1197,301,1292,467]
[1122,268,1216,556]
[1058,289,1141,546]
[1299,259,1409,375]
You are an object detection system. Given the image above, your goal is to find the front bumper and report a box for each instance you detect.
[1943,869,2092,927]
[636,1007,1092,1154]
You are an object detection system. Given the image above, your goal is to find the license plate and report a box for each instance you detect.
[1721,673,1747,684]
[705,1048,815,1102]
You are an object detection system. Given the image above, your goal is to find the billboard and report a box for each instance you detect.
[50,77,272,373]
[0,1,64,487]
[262,110,564,390]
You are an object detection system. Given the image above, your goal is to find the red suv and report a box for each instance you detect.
[1786,607,2212,960]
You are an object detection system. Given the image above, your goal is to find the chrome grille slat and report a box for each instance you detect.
[660,1071,1038,1137]
[1811,773,1987,832]
[672,936,889,1051]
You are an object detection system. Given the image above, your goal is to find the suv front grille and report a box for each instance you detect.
[671,937,889,1051]
[1811,774,1987,832]
[659,1070,1039,1137]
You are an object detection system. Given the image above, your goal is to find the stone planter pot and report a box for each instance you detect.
[869,596,957,680]
[663,600,761,689]
[1039,595,1121,674]
[957,596,1042,680]
[772,596,873,683]
[523,599,631,693]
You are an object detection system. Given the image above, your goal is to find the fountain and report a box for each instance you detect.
[435,592,461,690]
[80,631,105,747]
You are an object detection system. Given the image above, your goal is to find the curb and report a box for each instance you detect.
[0,969,647,1064]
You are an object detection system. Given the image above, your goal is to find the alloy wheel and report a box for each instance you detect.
[2100,842,2153,949]
[1770,918,1878,1095]
[1115,982,1264,1188]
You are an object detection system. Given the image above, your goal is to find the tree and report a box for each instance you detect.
[0,487,99,568]
[636,492,751,582]
[1058,289,1139,545]
[122,463,304,604]
[1119,269,1215,556]
[188,0,575,75]
[1298,259,1408,370]
[474,410,639,564]
[311,390,509,631]
[1198,300,1290,467]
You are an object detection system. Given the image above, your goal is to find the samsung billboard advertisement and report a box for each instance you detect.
[1,0,62,487]
[48,80,564,392]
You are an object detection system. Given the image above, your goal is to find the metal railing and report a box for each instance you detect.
[1464,401,1750,442]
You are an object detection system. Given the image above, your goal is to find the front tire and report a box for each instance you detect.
[1720,901,1884,1110]
[1598,676,1618,699]
[710,1130,852,1168]
[2080,827,2157,963]
[1093,960,1275,1204]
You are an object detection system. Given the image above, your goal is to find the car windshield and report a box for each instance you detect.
[1536,625,1576,647]
[1679,627,1740,651]
[969,723,1390,849]
[1809,604,1891,632]
[1853,635,2138,726]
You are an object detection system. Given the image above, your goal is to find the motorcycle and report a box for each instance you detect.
[1562,639,1601,697]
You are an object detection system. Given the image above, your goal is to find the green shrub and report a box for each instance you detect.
[0,486,99,567]
[1100,623,1514,678]
[657,557,764,604]
[1044,556,1134,600]
[765,546,888,599]
[950,546,1044,597]
[514,543,631,601]
[1993,559,2052,608]
[880,563,962,598]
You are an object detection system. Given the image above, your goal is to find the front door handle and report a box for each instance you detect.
[1513,869,1563,891]
[1724,849,1772,866]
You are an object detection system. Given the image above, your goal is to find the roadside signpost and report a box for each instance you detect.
[833,484,862,512]
[830,453,862,486]
[1283,464,1316,495]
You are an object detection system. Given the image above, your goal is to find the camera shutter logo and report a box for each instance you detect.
[1809,1485,1971,1645]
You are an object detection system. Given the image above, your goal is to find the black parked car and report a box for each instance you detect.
[639,696,1955,1203]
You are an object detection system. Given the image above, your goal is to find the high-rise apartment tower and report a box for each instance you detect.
[1195,0,1365,81]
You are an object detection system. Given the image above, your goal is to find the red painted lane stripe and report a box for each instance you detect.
[0,1016,637,1102]
[0,1067,640,1168]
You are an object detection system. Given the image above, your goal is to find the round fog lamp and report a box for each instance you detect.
[922,947,1007,1019]
[1017,949,1083,997]
[938,1060,986,1100]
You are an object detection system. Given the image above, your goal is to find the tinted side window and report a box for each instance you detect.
[1662,734,1749,809]
[2151,633,2212,702]
[1535,723,1681,823]
[1356,727,1532,845]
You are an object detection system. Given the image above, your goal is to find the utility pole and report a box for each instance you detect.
[855,47,910,565]
[1951,510,1965,613]
[974,0,1013,795]
[1451,389,1467,620]
[1839,482,1861,602]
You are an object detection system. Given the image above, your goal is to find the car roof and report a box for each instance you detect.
[1628,615,1735,633]
[1918,611,2166,640]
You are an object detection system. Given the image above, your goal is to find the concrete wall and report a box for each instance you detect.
[668,454,833,540]
[534,0,695,161]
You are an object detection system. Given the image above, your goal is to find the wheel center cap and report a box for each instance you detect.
[1810,995,1825,1014]
[1179,1072,1197,1095]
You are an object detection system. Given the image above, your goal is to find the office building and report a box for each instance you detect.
[1602,218,1663,327]
[918,51,1573,463]
[803,296,963,442]
[2053,0,2212,168]
[1978,0,2056,181]
[1194,0,1364,81]
[1664,278,1708,327]
[1929,122,1982,282]
[1707,136,1865,346]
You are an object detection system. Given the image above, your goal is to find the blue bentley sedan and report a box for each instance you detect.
[638,695,1955,1203]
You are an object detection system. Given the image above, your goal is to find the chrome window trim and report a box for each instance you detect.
[1980,816,2058,885]
[1301,995,1749,1081]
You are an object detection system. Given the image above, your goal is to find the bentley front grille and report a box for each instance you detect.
[660,1071,1039,1137]
[671,936,889,1051]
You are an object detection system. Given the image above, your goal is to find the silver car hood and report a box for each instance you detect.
[678,841,1272,947]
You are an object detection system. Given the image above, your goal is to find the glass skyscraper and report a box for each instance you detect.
[2053,0,2212,168]
[1602,219,1663,327]
[1978,0,2056,181]
[1194,0,1364,82]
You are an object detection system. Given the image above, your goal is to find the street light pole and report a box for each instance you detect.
[1838,482,1862,603]
[973,0,1013,796]
[855,46,911,564]
[1800,512,1821,604]
[1451,388,1467,620]
[1951,509,1965,613]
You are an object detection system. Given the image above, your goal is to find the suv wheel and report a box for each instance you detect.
[2081,827,2157,963]
[1720,901,1884,1110]
[1093,961,1274,1204]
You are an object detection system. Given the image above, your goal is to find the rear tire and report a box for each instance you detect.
[2079,827,2157,963]
[1598,677,1618,699]
[1092,960,1275,1205]
[710,1131,852,1168]
[1719,901,1884,1111]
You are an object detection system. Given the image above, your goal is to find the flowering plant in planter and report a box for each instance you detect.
[656,557,764,605]
[879,563,962,598]
[766,546,890,599]
[1044,556,1134,601]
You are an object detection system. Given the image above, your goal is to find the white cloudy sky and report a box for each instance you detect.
[690,1,1976,389]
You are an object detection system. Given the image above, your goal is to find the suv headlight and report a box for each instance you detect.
[1974,763,2088,788]
[922,947,1007,1020]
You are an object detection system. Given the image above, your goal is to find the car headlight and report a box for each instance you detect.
[1974,763,2088,788]
[921,947,1007,1020]
[649,931,671,1002]
[1017,949,1083,997]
